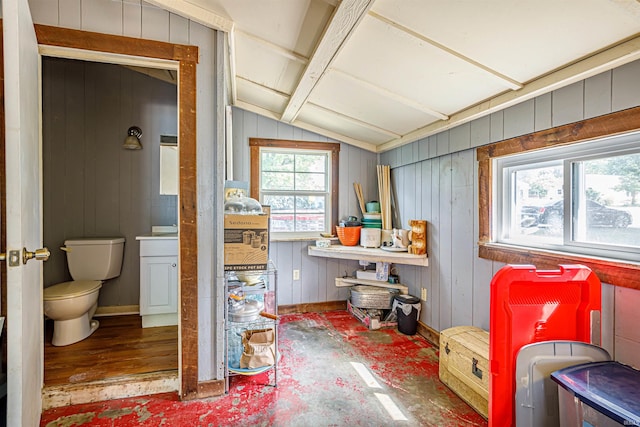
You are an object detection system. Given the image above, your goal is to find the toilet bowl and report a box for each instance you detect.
[43,237,124,346]
[44,281,102,346]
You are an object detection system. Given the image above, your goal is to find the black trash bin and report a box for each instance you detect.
[393,294,421,335]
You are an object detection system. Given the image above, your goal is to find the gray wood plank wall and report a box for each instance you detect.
[42,57,178,307]
[233,60,640,367]
[231,107,379,305]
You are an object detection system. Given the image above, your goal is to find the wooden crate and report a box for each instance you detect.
[439,326,489,419]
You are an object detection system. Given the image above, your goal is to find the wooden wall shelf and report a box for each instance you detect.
[308,245,428,267]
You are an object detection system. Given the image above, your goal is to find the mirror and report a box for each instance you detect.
[160,135,178,195]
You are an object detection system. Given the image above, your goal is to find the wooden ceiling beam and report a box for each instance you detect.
[144,0,234,33]
[280,0,375,124]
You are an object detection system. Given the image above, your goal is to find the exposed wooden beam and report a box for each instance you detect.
[144,0,234,33]
[280,0,375,123]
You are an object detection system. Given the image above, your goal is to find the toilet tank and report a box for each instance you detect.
[64,237,125,281]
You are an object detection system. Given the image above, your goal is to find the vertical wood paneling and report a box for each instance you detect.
[534,93,552,131]
[141,5,170,42]
[291,241,303,304]
[169,13,190,45]
[470,116,490,149]
[450,151,473,326]
[122,0,142,38]
[584,71,612,119]
[82,0,123,35]
[231,108,376,306]
[274,242,293,305]
[29,0,59,25]
[490,111,504,142]
[438,155,453,329]
[429,157,441,330]
[612,60,640,112]
[449,122,470,153]
[503,99,535,139]
[436,132,449,157]
[419,161,432,324]
[551,81,584,127]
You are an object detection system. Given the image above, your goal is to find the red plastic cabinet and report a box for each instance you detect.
[489,264,601,427]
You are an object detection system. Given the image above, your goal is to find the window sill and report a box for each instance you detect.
[270,236,337,243]
[479,242,640,291]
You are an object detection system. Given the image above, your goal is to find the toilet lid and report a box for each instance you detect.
[43,280,102,301]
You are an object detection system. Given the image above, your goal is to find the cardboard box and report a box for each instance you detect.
[224,212,269,271]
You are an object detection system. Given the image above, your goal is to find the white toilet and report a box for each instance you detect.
[44,237,125,346]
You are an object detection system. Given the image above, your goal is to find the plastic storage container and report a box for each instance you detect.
[489,264,602,427]
[551,361,640,427]
[515,341,611,427]
[392,295,421,335]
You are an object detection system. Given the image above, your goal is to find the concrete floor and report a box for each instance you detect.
[40,311,487,426]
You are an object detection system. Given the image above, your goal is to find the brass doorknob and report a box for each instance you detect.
[23,247,51,264]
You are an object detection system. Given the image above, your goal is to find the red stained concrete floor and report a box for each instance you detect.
[41,310,488,426]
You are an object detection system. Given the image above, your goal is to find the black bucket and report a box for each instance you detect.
[393,294,421,335]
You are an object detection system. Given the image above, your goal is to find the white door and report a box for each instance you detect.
[3,0,45,425]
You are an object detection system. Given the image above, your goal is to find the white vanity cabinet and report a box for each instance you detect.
[136,235,178,328]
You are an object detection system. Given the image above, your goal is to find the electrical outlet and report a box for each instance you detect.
[421,287,427,301]
[293,269,300,280]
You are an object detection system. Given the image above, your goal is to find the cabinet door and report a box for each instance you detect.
[140,256,178,315]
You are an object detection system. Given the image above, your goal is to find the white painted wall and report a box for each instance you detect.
[28,0,222,381]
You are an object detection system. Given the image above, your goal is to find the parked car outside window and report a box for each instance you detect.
[536,199,632,229]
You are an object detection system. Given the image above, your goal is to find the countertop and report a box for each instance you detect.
[135,233,178,240]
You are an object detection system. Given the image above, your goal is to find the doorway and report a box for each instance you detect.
[40,56,179,397]
[30,24,201,403]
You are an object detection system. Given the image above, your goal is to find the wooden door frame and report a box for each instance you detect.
[0,23,200,399]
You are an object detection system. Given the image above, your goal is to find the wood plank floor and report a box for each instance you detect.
[44,315,178,386]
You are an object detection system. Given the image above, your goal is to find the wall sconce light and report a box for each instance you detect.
[123,126,143,150]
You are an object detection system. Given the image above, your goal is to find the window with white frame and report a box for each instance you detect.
[250,139,340,239]
[495,130,640,262]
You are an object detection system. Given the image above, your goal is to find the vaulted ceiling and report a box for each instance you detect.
[147,0,640,152]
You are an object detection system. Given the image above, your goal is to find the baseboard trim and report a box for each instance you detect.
[278,300,347,314]
[417,320,440,347]
[95,305,140,317]
[42,370,178,410]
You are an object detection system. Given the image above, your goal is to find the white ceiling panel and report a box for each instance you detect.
[309,69,442,135]
[236,78,289,114]
[234,33,305,94]
[188,0,330,54]
[371,0,640,84]
[160,0,640,152]
[296,103,396,146]
[332,15,513,115]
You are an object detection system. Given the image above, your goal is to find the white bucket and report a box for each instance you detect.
[360,228,381,248]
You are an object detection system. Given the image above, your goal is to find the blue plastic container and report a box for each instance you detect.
[551,361,640,426]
